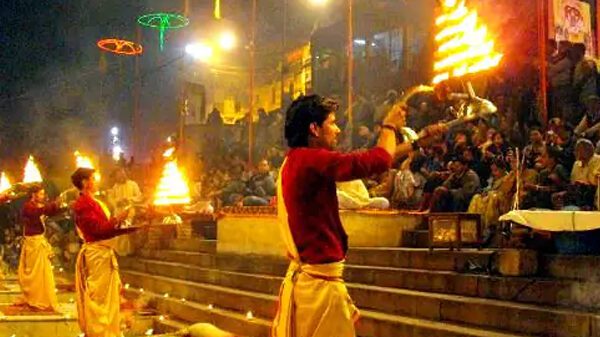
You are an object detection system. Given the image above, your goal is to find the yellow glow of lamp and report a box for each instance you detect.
[0,172,12,193]
[154,148,191,206]
[432,0,503,84]
[74,151,101,181]
[214,0,221,19]
[23,156,43,183]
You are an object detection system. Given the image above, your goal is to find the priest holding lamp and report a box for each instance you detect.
[71,167,141,337]
[18,184,63,312]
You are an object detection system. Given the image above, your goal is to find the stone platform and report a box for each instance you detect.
[117,210,600,337]
[217,209,425,257]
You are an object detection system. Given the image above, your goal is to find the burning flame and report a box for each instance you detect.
[0,172,12,193]
[154,148,191,206]
[75,151,94,169]
[432,0,503,84]
[23,156,43,183]
[75,151,101,181]
[163,147,175,158]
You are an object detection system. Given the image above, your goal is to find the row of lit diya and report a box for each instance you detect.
[0,148,191,208]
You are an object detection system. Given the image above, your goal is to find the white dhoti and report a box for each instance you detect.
[272,260,358,337]
[18,235,58,311]
[75,241,122,337]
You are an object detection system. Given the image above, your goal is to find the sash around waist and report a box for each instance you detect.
[287,259,345,282]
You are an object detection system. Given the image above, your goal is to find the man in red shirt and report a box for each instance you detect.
[71,168,139,337]
[18,184,62,312]
[272,95,445,337]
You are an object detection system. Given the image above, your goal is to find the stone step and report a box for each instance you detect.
[136,249,215,268]
[540,254,600,280]
[120,257,594,310]
[123,271,277,319]
[167,239,216,253]
[0,290,76,304]
[135,247,495,273]
[351,248,492,272]
[152,317,188,335]
[401,229,430,248]
[125,281,532,337]
[121,269,598,337]
[0,304,154,337]
[128,288,272,337]
[358,310,532,337]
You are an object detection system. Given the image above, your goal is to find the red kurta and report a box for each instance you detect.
[22,201,61,236]
[73,193,134,243]
[281,147,392,264]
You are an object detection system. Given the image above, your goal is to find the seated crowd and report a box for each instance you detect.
[200,108,600,233]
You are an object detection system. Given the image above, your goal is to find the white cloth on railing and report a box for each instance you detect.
[499,210,600,232]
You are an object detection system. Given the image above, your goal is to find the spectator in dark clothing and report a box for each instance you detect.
[243,159,276,206]
[548,40,575,121]
[575,95,600,142]
[523,127,546,168]
[462,146,491,188]
[207,107,223,125]
[429,156,481,212]
[522,146,569,209]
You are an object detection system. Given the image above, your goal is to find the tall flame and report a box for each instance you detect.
[0,172,12,193]
[75,151,94,169]
[23,156,43,183]
[154,148,191,206]
[432,0,503,84]
[75,151,101,181]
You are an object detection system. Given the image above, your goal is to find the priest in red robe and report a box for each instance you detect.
[18,184,62,312]
[71,167,139,337]
[272,95,445,337]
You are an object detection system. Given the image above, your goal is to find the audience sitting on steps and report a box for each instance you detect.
[553,138,600,210]
[242,159,276,206]
[428,155,481,212]
[521,146,570,209]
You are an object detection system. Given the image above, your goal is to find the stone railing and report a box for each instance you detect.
[218,206,277,216]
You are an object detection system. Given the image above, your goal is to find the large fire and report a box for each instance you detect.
[153,148,191,206]
[74,151,94,169]
[433,0,503,84]
[23,156,43,184]
[75,151,101,181]
[0,172,12,193]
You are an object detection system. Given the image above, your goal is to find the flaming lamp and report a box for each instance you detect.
[433,0,503,84]
[153,148,191,225]
[23,156,43,184]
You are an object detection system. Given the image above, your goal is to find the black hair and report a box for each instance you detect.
[409,153,427,173]
[28,184,44,197]
[545,146,562,161]
[71,168,95,190]
[284,94,339,148]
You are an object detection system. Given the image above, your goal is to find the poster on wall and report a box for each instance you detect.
[552,0,595,56]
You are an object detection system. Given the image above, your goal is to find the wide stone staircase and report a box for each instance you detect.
[119,225,600,337]
[0,274,158,337]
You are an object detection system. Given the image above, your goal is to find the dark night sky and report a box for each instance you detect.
[0,0,431,170]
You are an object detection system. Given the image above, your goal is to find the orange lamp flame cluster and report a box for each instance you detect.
[97,39,143,56]
[75,151,101,181]
[153,148,191,206]
[432,0,503,84]
[23,156,43,184]
[0,172,12,193]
